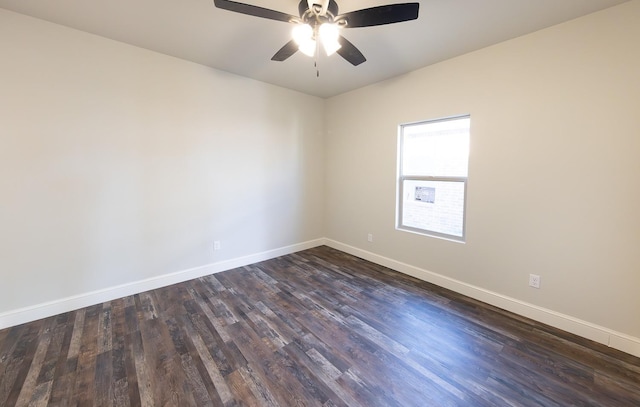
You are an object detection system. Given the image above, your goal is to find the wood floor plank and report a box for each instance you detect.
[141,315,197,406]
[122,332,141,407]
[131,329,153,407]
[113,377,131,407]
[72,304,101,407]
[1,321,45,406]
[179,353,215,407]
[282,341,353,407]
[0,331,26,404]
[183,315,232,405]
[14,319,55,406]
[36,320,72,406]
[1,246,639,406]
[111,311,129,386]
[29,380,53,407]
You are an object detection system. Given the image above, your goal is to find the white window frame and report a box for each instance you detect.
[397,115,470,242]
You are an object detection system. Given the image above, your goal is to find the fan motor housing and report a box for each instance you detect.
[298,1,339,18]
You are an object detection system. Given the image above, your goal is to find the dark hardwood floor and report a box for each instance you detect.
[1,246,639,406]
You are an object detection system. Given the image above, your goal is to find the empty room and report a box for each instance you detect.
[1,0,639,405]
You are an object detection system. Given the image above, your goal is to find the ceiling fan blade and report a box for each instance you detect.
[213,0,297,23]
[337,3,419,28]
[271,40,299,61]
[336,36,366,66]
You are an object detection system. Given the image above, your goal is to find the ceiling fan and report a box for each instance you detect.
[213,0,420,66]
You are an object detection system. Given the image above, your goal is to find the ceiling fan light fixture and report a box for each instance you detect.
[292,23,316,56]
[215,0,420,66]
[298,39,317,57]
[319,23,341,56]
[292,23,312,44]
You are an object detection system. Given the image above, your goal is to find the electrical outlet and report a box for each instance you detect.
[367,233,373,242]
[214,241,221,251]
[529,274,541,289]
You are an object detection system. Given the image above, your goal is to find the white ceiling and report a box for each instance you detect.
[0,0,629,98]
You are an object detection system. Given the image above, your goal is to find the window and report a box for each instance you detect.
[397,115,470,241]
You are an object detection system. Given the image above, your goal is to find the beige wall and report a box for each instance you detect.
[0,9,325,313]
[325,1,640,340]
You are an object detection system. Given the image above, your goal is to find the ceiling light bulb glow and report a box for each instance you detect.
[292,24,316,57]
[319,23,341,56]
[292,24,313,45]
[298,39,317,57]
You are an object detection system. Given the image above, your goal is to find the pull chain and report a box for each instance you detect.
[314,36,320,77]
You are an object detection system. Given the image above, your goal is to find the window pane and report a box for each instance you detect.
[401,180,465,238]
[402,117,470,177]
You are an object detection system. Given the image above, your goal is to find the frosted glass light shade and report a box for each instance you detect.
[319,23,341,56]
[292,24,316,57]
[298,40,317,57]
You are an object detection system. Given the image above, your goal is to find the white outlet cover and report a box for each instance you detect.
[529,274,541,288]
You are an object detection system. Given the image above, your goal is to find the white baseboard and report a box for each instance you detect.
[2,237,638,359]
[325,239,640,359]
[0,238,325,330]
